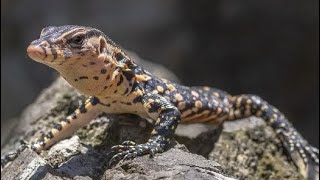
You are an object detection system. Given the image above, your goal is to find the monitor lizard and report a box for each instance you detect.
[2,25,319,179]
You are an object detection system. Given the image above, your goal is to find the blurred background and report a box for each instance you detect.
[1,1,319,147]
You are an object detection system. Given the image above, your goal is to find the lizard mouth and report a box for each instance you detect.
[27,45,47,62]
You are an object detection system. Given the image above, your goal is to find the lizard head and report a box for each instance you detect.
[27,25,118,67]
[27,25,137,97]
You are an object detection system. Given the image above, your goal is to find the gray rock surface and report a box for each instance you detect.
[1,58,303,179]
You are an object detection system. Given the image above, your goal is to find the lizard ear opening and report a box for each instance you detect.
[99,38,107,54]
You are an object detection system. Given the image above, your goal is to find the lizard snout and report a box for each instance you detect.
[27,45,47,61]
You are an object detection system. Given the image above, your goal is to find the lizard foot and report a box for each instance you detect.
[109,136,168,166]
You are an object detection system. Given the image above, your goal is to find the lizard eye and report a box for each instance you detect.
[69,35,85,47]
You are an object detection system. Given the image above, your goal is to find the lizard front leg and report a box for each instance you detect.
[1,96,103,167]
[32,96,104,151]
[110,93,181,164]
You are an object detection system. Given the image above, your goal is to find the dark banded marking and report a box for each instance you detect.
[93,76,99,80]
[79,105,87,113]
[51,48,58,61]
[106,75,110,80]
[120,102,132,105]
[123,70,135,81]
[95,98,111,107]
[62,118,71,124]
[123,88,129,95]
[133,96,143,104]
[89,96,99,106]
[117,75,124,86]
[100,68,107,74]
[46,132,54,139]
[89,62,96,65]
[71,113,77,119]
[79,76,89,80]
[148,103,161,113]
[54,123,63,131]
[105,104,111,107]
[40,46,48,58]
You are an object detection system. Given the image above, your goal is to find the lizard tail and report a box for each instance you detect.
[227,94,319,179]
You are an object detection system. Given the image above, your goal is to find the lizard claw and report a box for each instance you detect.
[109,150,133,166]
[121,141,136,146]
[110,140,139,153]
[110,144,135,152]
[109,137,167,166]
[123,151,138,161]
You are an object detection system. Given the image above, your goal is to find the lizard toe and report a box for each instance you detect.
[109,142,165,165]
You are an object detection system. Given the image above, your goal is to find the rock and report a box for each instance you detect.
[210,118,303,179]
[102,145,234,180]
[1,148,53,180]
[1,57,303,179]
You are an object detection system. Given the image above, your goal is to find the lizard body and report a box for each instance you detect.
[2,25,319,179]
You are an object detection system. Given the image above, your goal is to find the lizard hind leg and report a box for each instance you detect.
[227,94,319,179]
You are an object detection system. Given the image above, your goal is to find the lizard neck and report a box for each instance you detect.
[57,53,136,97]
[58,52,152,98]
